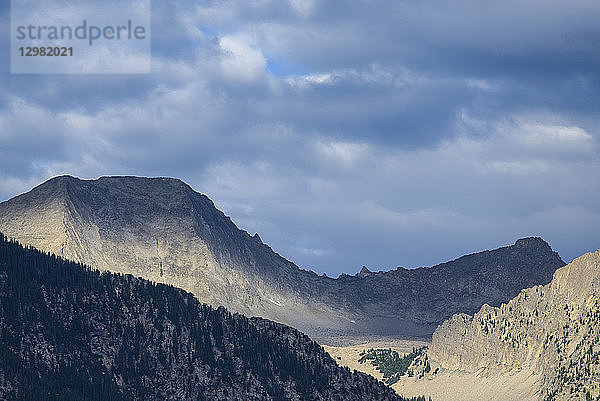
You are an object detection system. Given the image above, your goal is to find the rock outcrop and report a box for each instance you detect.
[0,175,566,340]
[427,250,600,400]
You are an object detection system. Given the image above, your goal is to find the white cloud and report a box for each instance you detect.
[315,140,369,167]
[455,114,598,174]
[284,65,409,88]
[285,72,335,87]
[219,35,267,82]
[466,79,495,91]
[516,123,593,150]
[289,0,315,16]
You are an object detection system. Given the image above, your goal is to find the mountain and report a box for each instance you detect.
[0,175,565,340]
[324,236,565,336]
[395,249,600,401]
[0,233,417,401]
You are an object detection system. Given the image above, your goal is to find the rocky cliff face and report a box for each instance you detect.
[0,176,345,338]
[0,175,565,340]
[429,250,600,400]
[328,236,565,337]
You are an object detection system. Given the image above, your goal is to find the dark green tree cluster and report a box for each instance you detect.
[358,347,427,385]
[0,233,423,401]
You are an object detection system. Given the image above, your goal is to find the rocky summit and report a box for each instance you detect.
[0,175,566,340]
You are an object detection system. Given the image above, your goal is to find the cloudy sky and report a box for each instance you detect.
[1,0,599,276]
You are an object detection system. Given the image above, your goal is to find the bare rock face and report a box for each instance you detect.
[0,175,566,340]
[0,176,350,338]
[429,250,600,400]
[329,237,565,337]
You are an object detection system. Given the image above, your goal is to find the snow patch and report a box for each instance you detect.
[269,298,284,307]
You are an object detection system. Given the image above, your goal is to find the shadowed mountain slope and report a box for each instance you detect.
[0,233,415,401]
[0,175,565,340]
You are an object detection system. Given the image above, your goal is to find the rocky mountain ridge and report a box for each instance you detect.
[325,236,564,336]
[0,175,566,340]
[420,249,600,400]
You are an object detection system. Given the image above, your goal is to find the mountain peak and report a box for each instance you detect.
[96,175,189,186]
[20,175,196,210]
[39,175,190,191]
[358,265,372,276]
[513,236,552,249]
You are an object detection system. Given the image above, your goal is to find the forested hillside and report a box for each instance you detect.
[0,233,418,401]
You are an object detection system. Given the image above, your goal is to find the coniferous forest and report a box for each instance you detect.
[358,347,429,385]
[0,233,427,400]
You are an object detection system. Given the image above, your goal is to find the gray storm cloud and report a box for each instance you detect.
[1,0,599,275]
